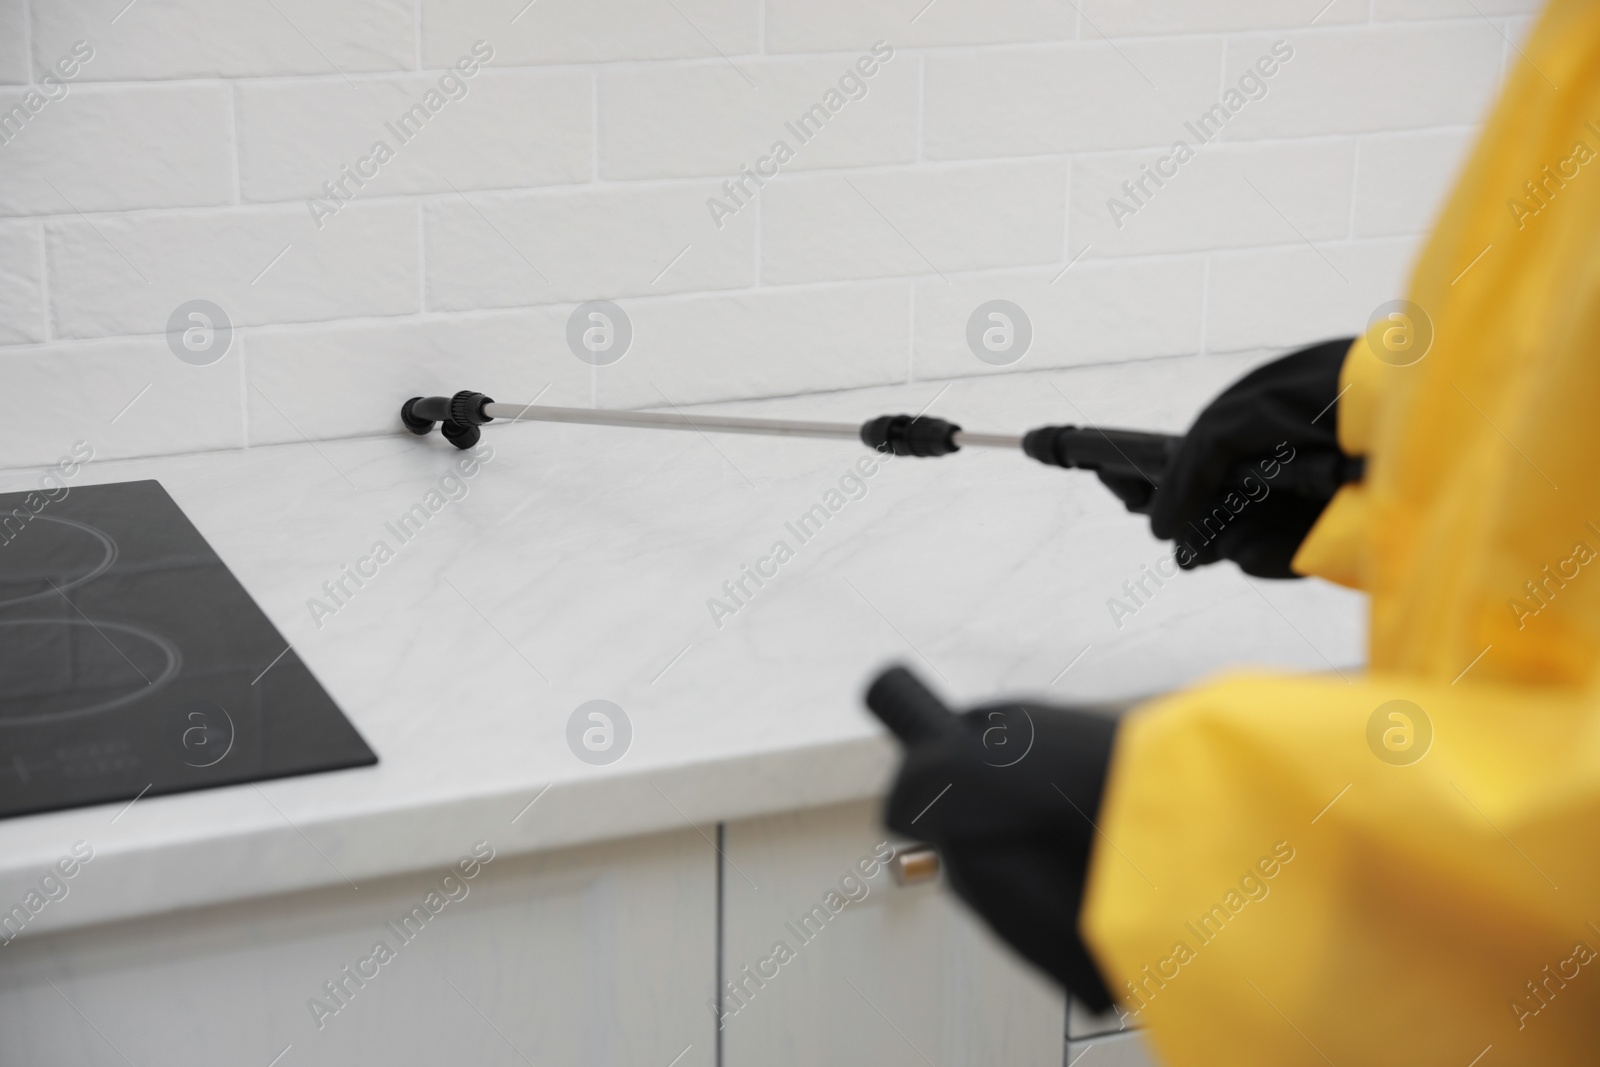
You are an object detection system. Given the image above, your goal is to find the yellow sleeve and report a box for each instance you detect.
[1081,673,1600,1067]
[1290,336,1380,590]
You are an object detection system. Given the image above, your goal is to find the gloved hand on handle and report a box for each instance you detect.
[1100,337,1358,579]
[868,666,1121,1011]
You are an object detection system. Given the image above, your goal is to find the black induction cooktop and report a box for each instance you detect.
[0,479,376,820]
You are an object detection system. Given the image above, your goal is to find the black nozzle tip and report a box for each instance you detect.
[400,397,435,436]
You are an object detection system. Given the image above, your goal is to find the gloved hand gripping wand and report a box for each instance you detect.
[401,390,1363,497]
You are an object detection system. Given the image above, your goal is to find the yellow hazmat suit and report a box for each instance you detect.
[1081,2,1600,1062]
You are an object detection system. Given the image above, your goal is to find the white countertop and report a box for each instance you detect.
[0,353,1365,935]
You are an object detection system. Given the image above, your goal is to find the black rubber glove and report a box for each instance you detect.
[1130,337,1355,579]
[870,669,1120,1011]
[1096,470,1158,515]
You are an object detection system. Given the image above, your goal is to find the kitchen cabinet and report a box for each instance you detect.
[0,828,716,1067]
[1068,1031,1159,1066]
[1,798,1163,1067]
[720,799,1066,1066]
[1071,998,1134,1039]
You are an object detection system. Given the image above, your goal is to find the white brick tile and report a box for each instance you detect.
[599,54,918,180]
[765,0,1070,53]
[923,40,1223,160]
[32,0,413,80]
[45,202,419,340]
[1070,140,1356,259]
[237,69,590,203]
[0,336,243,468]
[26,39,96,86]
[0,5,27,83]
[421,0,758,66]
[1206,237,1421,352]
[594,284,910,408]
[1080,0,1363,35]
[244,312,591,445]
[911,258,1206,380]
[1217,25,1503,141]
[1354,130,1473,237]
[424,184,756,312]
[760,161,1066,285]
[0,222,46,344]
[0,85,233,216]
[1374,0,1542,18]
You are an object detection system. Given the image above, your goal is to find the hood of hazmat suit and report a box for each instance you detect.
[1081,2,1600,1063]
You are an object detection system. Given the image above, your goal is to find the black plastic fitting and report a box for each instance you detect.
[399,391,494,449]
[859,414,962,457]
[1022,424,1179,483]
[449,391,494,427]
[399,396,437,435]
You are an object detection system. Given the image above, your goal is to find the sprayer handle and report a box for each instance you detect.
[1021,424,1365,497]
[864,666,958,746]
[1021,425,1178,483]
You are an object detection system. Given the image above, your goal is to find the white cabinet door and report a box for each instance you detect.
[721,799,1065,1066]
[1068,1031,1160,1066]
[0,829,715,1067]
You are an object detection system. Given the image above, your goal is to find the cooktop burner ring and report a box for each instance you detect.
[0,515,120,610]
[0,617,182,726]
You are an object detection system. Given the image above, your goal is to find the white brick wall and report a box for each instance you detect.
[0,0,1529,469]
[598,56,920,179]
[0,5,28,83]
[1,84,234,214]
[1070,140,1359,260]
[423,183,758,308]
[421,0,759,66]
[764,0,1071,52]
[44,203,420,338]
[0,220,44,344]
[761,162,1067,283]
[922,40,1224,159]
[235,70,593,202]
[32,0,415,80]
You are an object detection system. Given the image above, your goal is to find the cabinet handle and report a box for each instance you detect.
[890,847,940,886]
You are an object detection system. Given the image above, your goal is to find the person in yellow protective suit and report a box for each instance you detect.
[872,1,1600,1062]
